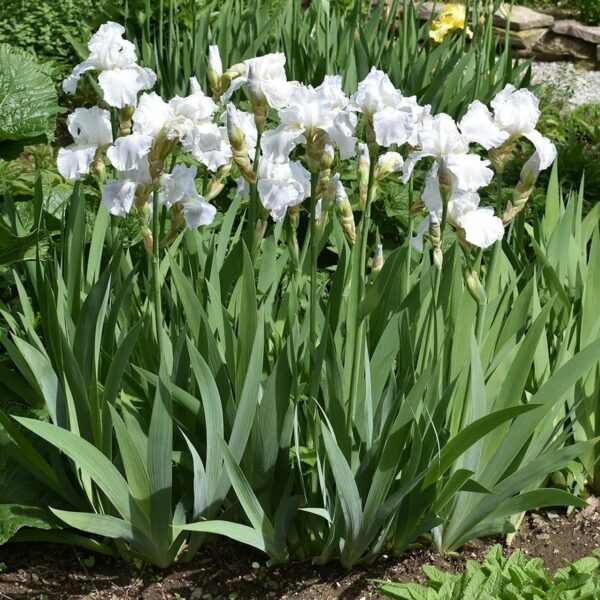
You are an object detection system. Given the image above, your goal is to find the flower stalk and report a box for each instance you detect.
[346,148,377,438]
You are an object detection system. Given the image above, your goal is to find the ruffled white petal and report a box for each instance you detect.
[261,125,305,163]
[87,22,137,70]
[257,179,300,222]
[459,100,508,149]
[523,131,557,172]
[99,69,141,108]
[62,61,95,94]
[102,179,139,216]
[67,107,113,146]
[418,113,469,157]
[325,111,357,159]
[107,134,153,172]
[402,151,429,183]
[133,92,175,137]
[491,84,540,136]
[352,67,401,116]
[456,206,504,248]
[182,196,217,228]
[373,108,414,147]
[288,160,311,198]
[445,153,494,192]
[189,122,231,171]
[159,165,198,208]
[57,146,96,179]
[169,78,218,121]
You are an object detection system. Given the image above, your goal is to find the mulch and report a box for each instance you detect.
[1,500,599,600]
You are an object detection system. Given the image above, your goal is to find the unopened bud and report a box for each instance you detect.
[357,143,370,210]
[222,63,246,86]
[429,212,443,270]
[410,199,425,217]
[288,204,300,231]
[306,129,330,173]
[208,45,223,97]
[371,244,384,274]
[227,104,256,184]
[253,218,267,253]
[91,149,106,182]
[502,155,538,225]
[140,225,153,254]
[335,180,356,243]
[118,106,134,136]
[162,204,185,246]
[489,141,516,174]
[465,267,487,306]
[374,152,404,182]
[316,145,334,198]
[438,165,452,206]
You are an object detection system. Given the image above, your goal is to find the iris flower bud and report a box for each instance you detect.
[357,143,370,210]
[465,267,487,306]
[208,45,223,98]
[429,212,443,270]
[227,104,256,184]
[371,244,384,275]
[335,179,356,243]
[374,152,404,183]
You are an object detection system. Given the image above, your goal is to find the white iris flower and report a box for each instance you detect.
[261,75,357,162]
[412,165,504,251]
[63,22,156,108]
[352,67,430,147]
[459,84,557,172]
[57,107,113,179]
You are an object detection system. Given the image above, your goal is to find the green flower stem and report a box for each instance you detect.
[477,172,504,344]
[247,132,263,257]
[403,177,414,298]
[309,170,319,353]
[152,184,163,357]
[346,153,377,438]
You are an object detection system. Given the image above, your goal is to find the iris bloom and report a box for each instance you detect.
[222,53,291,109]
[261,75,357,162]
[459,84,557,173]
[403,113,493,191]
[159,165,217,228]
[63,22,156,108]
[57,107,113,179]
[413,165,504,251]
[429,4,473,44]
[103,134,153,216]
[352,68,430,147]
[238,156,311,221]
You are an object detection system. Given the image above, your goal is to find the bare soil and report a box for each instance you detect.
[1,503,599,600]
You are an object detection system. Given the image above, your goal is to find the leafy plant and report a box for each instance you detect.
[0,0,104,71]
[0,44,61,159]
[376,545,600,599]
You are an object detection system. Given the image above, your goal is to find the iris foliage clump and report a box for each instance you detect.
[0,0,599,574]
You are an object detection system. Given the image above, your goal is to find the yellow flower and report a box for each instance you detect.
[429,3,474,43]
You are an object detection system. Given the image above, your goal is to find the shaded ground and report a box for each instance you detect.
[1,502,599,600]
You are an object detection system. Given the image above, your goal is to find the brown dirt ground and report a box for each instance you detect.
[1,501,599,600]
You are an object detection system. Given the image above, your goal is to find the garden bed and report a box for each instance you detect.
[1,505,598,600]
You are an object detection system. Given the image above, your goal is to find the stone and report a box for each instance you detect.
[553,20,600,45]
[530,32,596,62]
[495,26,547,51]
[493,5,554,31]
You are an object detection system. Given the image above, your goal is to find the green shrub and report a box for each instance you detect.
[377,545,600,599]
[0,0,105,71]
